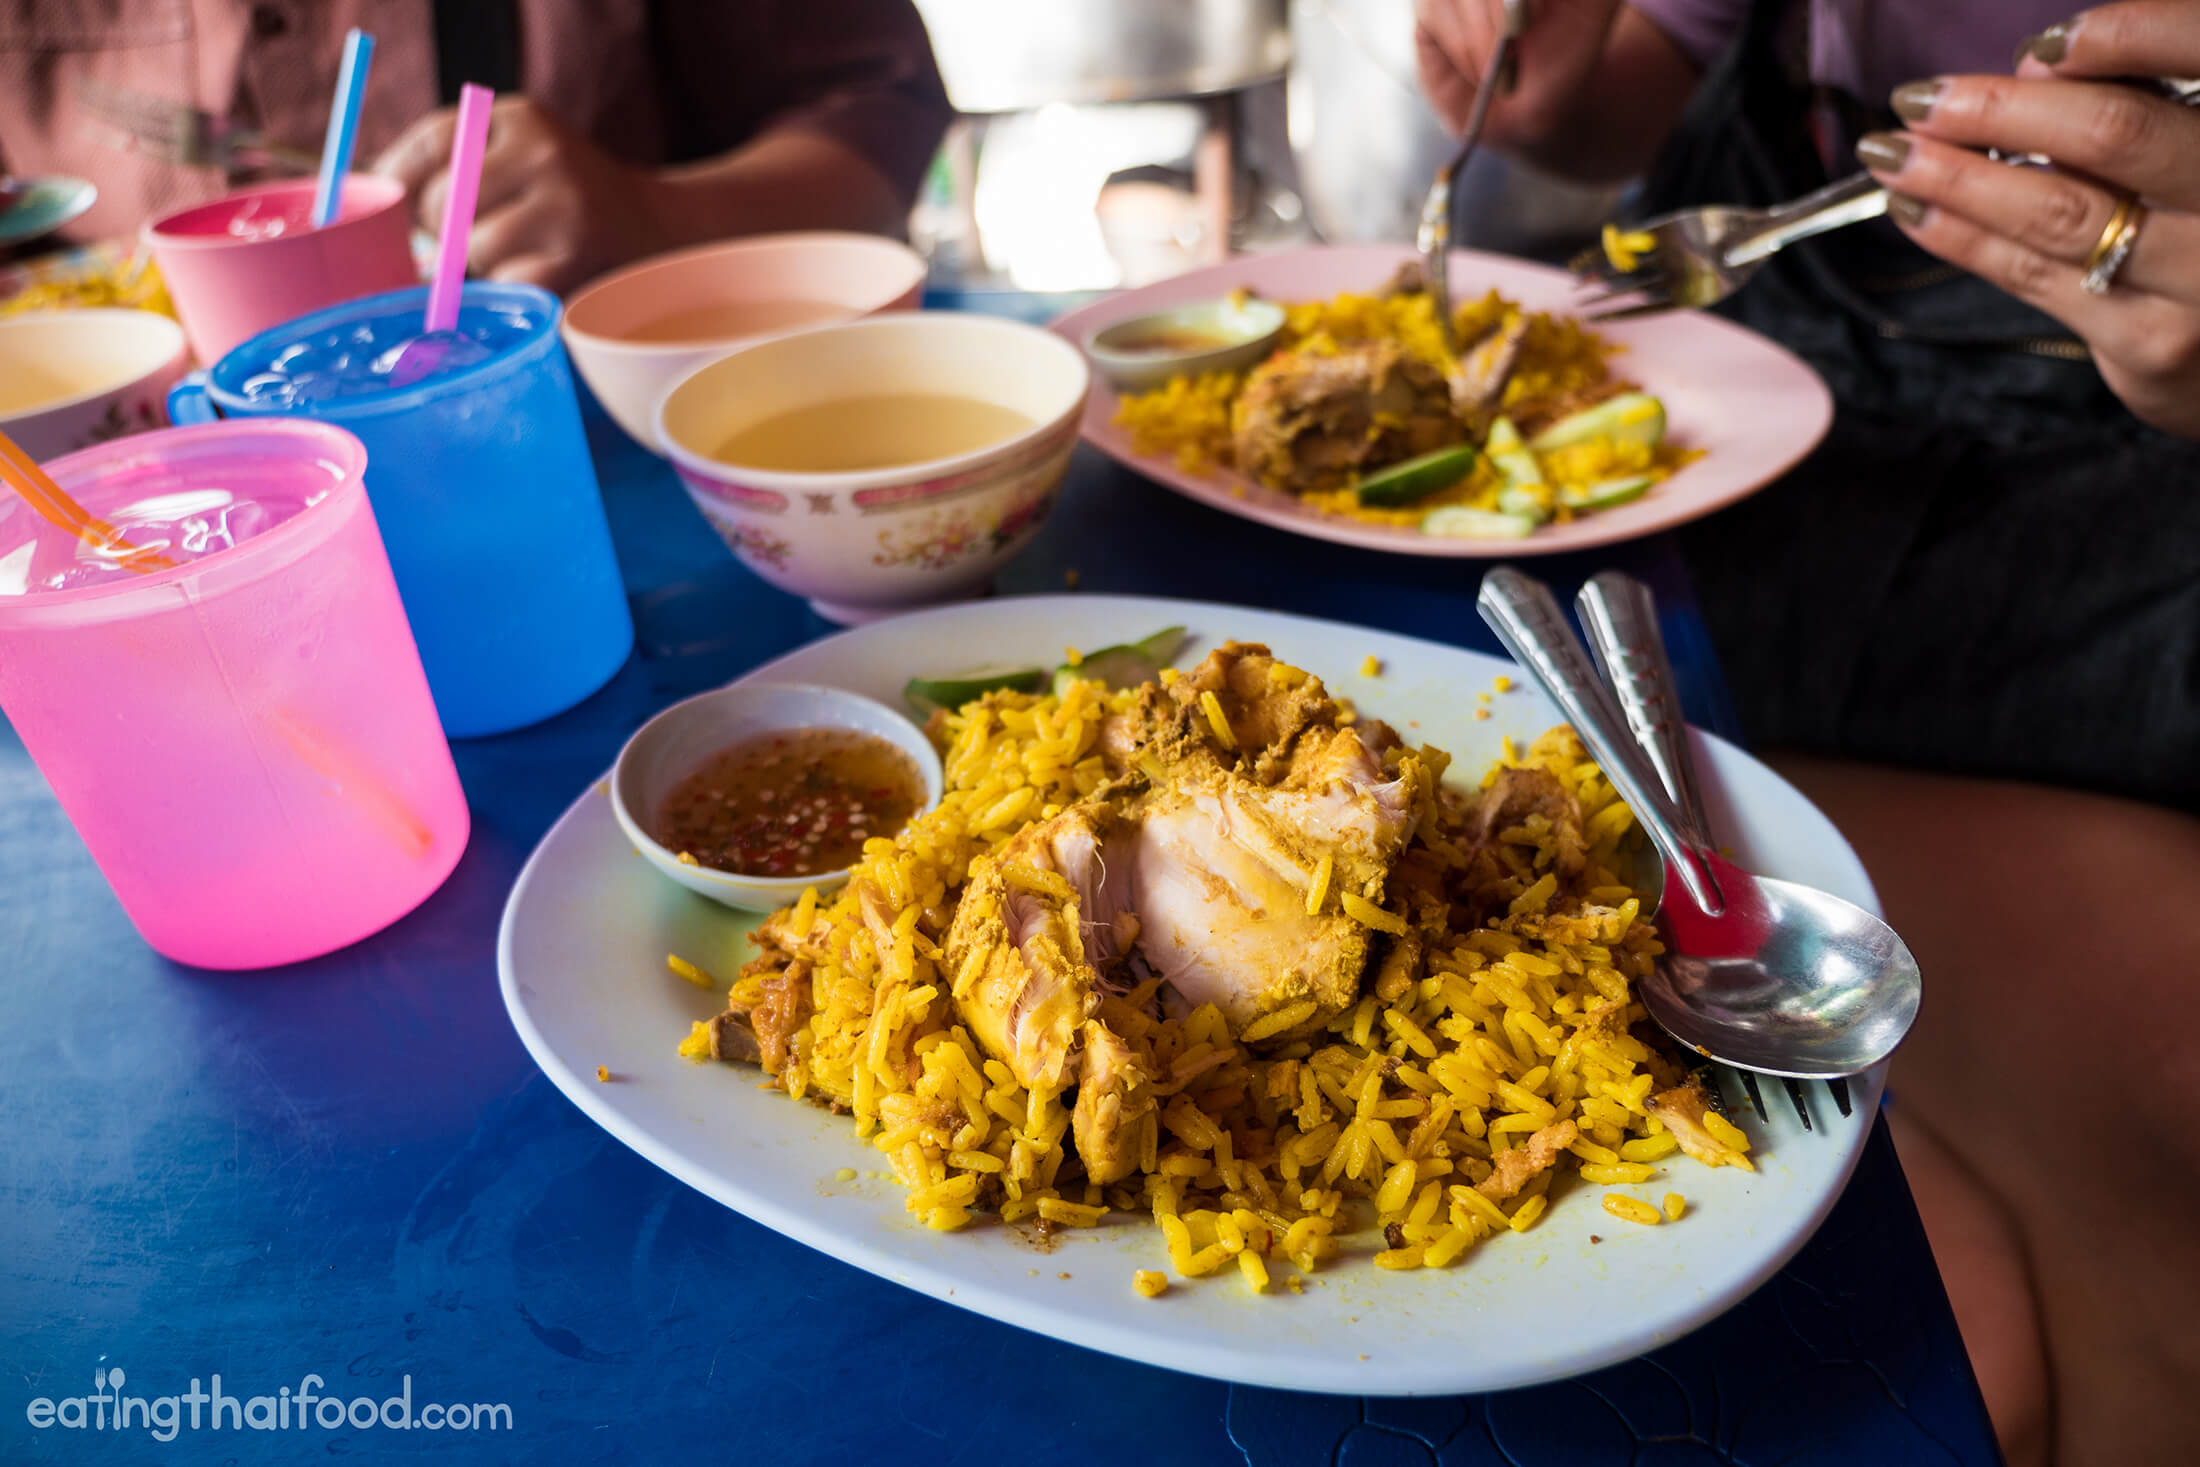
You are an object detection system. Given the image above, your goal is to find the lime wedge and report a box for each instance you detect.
[1356,444,1478,507]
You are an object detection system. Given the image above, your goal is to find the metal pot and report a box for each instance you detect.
[1286,0,1626,256]
[1286,0,1452,244]
[912,0,1292,113]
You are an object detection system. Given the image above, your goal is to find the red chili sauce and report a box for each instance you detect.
[654,727,924,878]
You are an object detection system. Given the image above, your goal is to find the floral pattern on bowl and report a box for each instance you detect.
[709,520,793,571]
[655,313,1091,625]
[871,487,1057,571]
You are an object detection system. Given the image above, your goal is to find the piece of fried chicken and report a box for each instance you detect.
[946,643,1426,1183]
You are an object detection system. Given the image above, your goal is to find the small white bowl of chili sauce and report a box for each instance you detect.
[609,682,943,912]
[1082,296,1285,392]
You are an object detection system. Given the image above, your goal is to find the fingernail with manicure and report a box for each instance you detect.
[2015,20,2072,67]
[1891,79,1946,124]
[1855,132,1912,174]
[1888,194,1929,228]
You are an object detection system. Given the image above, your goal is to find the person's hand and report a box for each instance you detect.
[1855,1,2200,438]
[372,96,674,295]
[1414,0,1627,145]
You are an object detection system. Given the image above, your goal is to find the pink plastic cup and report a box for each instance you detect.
[146,176,418,364]
[0,420,470,969]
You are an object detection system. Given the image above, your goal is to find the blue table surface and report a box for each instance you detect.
[0,296,1999,1466]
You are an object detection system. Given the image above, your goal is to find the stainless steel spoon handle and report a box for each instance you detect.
[1576,571,1713,850]
[1476,568,1723,913]
[1583,573,1844,1111]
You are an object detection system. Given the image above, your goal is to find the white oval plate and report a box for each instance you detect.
[497,594,1885,1396]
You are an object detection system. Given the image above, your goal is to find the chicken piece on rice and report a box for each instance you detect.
[1478,1118,1580,1201]
[1470,764,1588,877]
[945,644,1426,1176]
[1446,314,1530,433]
[1129,717,1419,1041]
[1090,643,1428,1039]
[945,803,1136,1093]
[941,799,1160,1184]
[1068,1020,1158,1186]
[1647,1081,1755,1171]
[1232,342,1461,495]
[1102,638,1386,784]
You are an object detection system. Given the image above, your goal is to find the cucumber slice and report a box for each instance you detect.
[1355,444,1478,508]
[1052,625,1190,696]
[1421,506,1541,540]
[1497,484,1554,522]
[1483,416,1544,493]
[905,663,1048,715]
[1528,392,1666,456]
[1558,474,1656,511]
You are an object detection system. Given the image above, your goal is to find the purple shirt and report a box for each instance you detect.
[1631,0,2071,107]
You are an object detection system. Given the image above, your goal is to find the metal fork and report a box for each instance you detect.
[1417,0,1530,353]
[1567,171,1889,321]
[1576,571,1853,1130]
[1572,77,2200,320]
[75,78,318,176]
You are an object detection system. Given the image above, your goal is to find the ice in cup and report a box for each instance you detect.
[145,176,418,363]
[0,420,469,970]
[173,282,634,738]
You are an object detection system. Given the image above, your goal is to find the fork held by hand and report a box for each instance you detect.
[1576,77,2200,320]
[1570,172,1891,320]
[1419,0,1533,353]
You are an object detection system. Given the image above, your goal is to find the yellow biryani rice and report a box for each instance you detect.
[683,663,1745,1291]
[0,252,173,320]
[1111,287,1693,528]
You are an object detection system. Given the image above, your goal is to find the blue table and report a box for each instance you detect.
[1,364,1999,1464]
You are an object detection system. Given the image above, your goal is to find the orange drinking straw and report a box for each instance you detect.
[0,425,175,573]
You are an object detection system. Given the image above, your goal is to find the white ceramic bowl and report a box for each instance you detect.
[1083,296,1286,390]
[609,681,944,913]
[562,232,927,453]
[655,311,1089,625]
[0,308,188,460]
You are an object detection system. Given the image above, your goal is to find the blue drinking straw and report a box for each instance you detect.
[311,29,375,229]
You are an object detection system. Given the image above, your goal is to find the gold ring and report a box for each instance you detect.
[2082,194,2145,295]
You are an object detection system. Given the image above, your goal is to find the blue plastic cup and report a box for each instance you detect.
[171,282,633,737]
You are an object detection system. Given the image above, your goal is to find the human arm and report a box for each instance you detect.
[373,99,910,292]
[371,0,951,294]
[1855,1,2200,439]
[1413,0,1710,183]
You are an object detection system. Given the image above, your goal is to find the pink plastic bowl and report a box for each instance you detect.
[561,232,926,453]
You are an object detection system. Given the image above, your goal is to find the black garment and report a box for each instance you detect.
[432,0,522,103]
[1636,0,2200,811]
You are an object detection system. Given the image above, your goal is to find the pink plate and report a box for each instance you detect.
[1050,244,1833,558]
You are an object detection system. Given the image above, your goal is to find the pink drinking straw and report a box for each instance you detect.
[422,83,494,334]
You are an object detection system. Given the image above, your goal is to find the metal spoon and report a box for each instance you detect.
[1577,571,1849,1123]
[1476,567,1921,1079]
